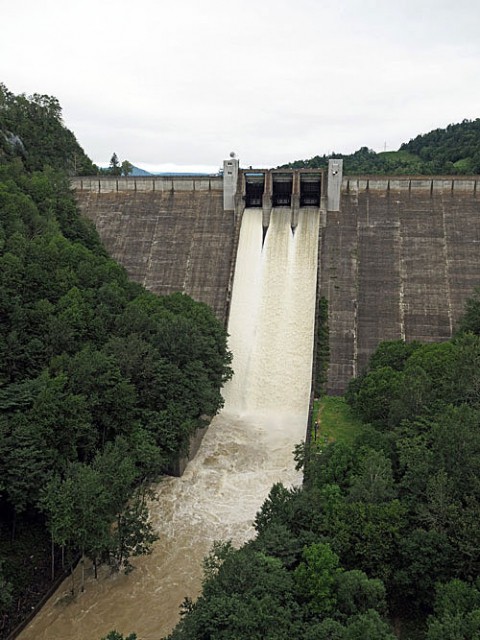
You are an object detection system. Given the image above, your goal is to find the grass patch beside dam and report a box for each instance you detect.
[312,396,363,445]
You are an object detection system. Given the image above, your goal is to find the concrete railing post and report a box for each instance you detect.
[223,157,239,211]
[327,159,343,211]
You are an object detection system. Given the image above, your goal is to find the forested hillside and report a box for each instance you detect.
[0,84,96,175]
[0,87,232,638]
[165,293,480,640]
[282,118,480,175]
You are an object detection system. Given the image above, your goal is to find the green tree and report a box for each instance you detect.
[120,160,133,176]
[335,570,387,618]
[450,333,480,408]
[109,153,121,176]
[427,580,480,640]
[344,610,396,639]
[55,347,137,447]
[254,483,296,534]
[308,441,356,491]
[0,411,56,525]
[107,489,158,574]
[368,340,421,372]
[347,366,402,426]
[348,449,396,504]
[41,463,111,592]
[337,500,408,586]
[0,560,13,613]
[294,543,341,617]
[395,529,457,613]
[304,619,346,640]
[168,547,301,640]
[315,296,330,397]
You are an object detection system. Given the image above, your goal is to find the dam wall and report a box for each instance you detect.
[72,172,480,395]
[322,177,480,394]
[72,176,236,323]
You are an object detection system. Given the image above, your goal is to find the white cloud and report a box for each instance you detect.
[2,0,480,169]
[134,163,220,175]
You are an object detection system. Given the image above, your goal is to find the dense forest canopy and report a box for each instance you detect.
[0,86,232,637]
[281,118,480,175]
[166,298,480,640]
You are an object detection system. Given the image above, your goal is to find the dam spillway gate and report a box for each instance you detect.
[244,170,322,209]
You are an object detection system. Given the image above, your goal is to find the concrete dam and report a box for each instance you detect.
[73,159,480,394]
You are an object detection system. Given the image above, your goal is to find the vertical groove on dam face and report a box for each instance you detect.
[442,190,480,329]
[356,190,403,374]
[319,203,359,394]
[400,191,453,342]
[18,205,320,640]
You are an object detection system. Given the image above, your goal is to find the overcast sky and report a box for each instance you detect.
[2,0,480,172]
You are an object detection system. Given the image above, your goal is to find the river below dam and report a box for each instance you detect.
[18,208,320,640]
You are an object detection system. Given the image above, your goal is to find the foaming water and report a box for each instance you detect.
[18,208,320,640]
[224,208,319,423]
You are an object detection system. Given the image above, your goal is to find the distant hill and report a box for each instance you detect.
[400,119,480,173]
[151,172,214,176]
[125,167,214,177]
[281,118,480,175]
[129,165,153,176]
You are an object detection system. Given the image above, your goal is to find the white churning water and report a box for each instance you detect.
[18,208,320,640]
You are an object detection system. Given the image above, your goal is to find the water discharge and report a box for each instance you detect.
[18,208,320,640]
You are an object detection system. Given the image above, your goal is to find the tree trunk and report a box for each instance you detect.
[70,560,75,596]
[51,534,55,581]
[117,514,123,570]
[80,551,85,592]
